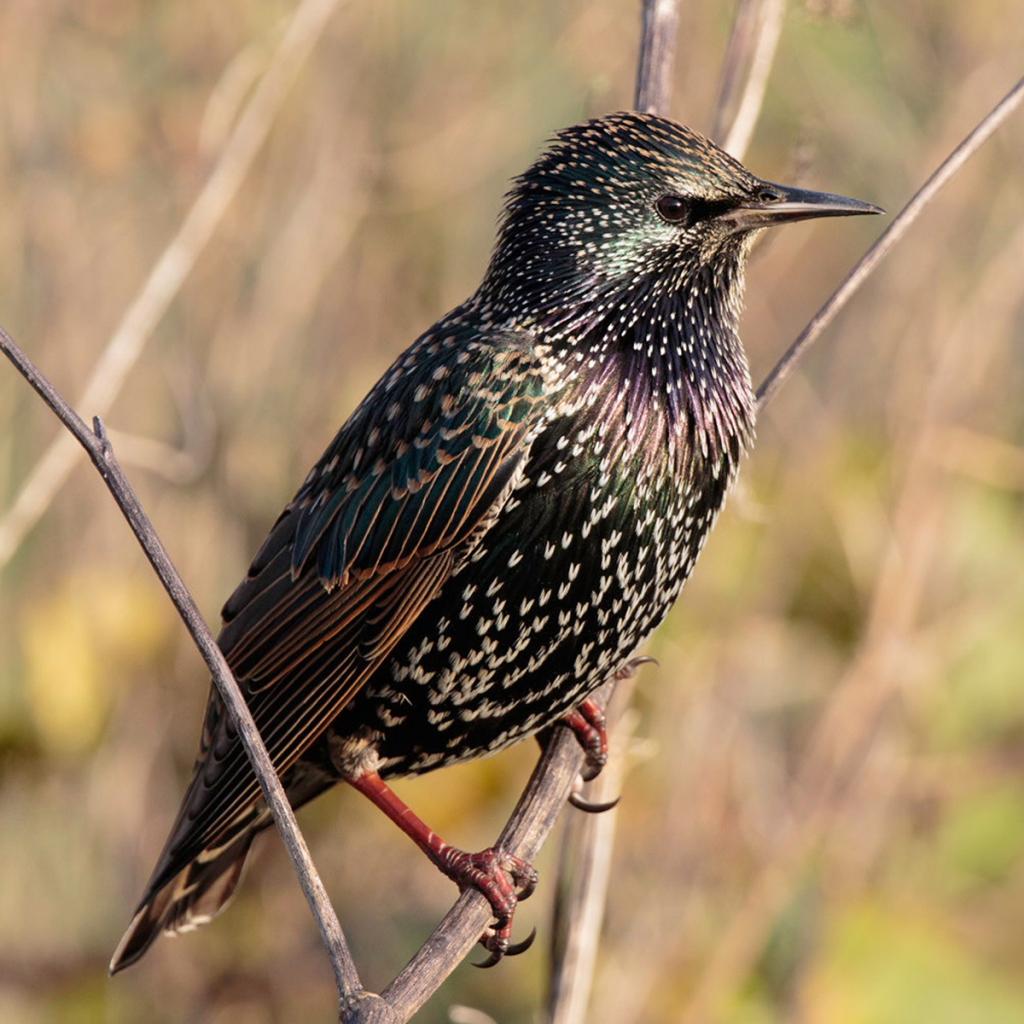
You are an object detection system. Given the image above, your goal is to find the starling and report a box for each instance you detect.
[111,112,880,972]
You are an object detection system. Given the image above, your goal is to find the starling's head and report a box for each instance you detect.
[485,111,881,320]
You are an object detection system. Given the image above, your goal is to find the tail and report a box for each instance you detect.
[109,831,255,974]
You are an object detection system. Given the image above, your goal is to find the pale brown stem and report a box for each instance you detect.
[635,0,680,114]
[0,0,347,571]
[721,0,785,160]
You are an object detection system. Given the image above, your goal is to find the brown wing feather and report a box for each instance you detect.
[147,545,455,888]
[119,326,546,958]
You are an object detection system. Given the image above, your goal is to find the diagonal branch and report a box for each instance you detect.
[756,72,1024,411]
[0,327,388,1022]
[381,709,595,1021]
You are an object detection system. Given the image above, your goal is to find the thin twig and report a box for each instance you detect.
[0,0,346,571]
[756,72,1024,411]
[0,327,389,1023]
[635,0,680,115]
[720,0,782,159]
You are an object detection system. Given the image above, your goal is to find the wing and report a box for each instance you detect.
[142,322,547,895]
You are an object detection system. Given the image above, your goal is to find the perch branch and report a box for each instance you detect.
[756,72,1024,411]
[0,327,387,1021]
[0,0,346,571]
[381,693,602,1021]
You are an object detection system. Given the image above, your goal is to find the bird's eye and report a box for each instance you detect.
[656,195,691,225]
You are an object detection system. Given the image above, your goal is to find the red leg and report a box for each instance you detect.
[560,698,609,782]
[560,658,658,813]
[347,769,537,965]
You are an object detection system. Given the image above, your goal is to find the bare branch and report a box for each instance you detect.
[711,0,786,160]
[0,327,377,1018]
[0,0,346,571]
[756,72,1024,411]
[635,0,680,114]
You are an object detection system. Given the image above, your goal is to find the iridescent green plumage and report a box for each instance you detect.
[112,112,881,972]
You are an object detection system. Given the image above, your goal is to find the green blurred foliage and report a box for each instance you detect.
[1,0,1023,1021]
[807,903,1024,1024]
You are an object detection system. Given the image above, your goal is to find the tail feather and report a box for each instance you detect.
[109,832,254,975]
[111,755,335,973]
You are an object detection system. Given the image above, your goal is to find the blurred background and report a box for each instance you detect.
[2,1,1023,1021]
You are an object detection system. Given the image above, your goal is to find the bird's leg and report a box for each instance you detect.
[560,697,609,782]
[557,697,621,814]
[346,769,537,966]
[560,657,658,813]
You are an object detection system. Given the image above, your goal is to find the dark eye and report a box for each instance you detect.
[656,195,691,225]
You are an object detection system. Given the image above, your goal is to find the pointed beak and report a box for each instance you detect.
[719,181,885,235]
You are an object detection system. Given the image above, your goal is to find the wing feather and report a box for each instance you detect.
[135,325,547,902]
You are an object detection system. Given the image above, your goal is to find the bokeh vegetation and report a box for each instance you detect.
[2,1,1023,1021]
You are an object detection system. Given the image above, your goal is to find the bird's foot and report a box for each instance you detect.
[561,661,657,813]
[346,769,537,967]
[615,654,658,680]
[435,846,538,967]
[560,696,609,782]
[560,696,623,813]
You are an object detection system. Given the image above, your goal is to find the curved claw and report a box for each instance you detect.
[505,926,537,957]
[569,790,621,814]
[516,872,538,903]
[472,925,537,968]
[472,948,504,969]
[579,751,608,783]
[615,654,658,680]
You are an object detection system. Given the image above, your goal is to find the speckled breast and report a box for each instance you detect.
[348,379,740,778]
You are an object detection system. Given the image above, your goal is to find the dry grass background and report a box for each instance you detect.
[2,1,1024,1022]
